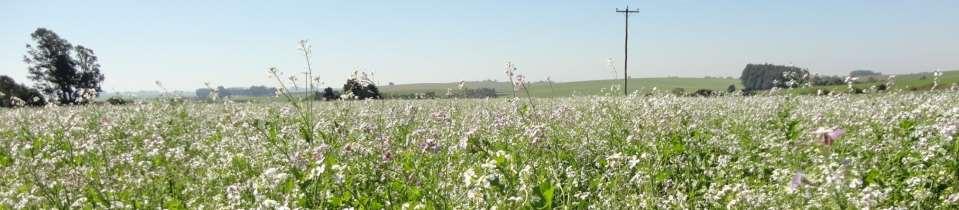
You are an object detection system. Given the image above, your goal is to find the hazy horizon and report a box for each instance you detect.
[2,0,957,92]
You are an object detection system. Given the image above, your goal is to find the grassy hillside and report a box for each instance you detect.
[381,77,742,98]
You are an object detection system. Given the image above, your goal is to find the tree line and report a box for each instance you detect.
[739,63,810,91]
[739,63,890,92]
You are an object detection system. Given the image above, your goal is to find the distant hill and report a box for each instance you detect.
[380,77,742,98]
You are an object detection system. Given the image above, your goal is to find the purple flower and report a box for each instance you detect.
[790,171,805,190]
[420,138,439,152]
[790,170,817,191]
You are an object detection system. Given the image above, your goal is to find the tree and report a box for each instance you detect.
[343,78,364,99]
[341,78,382,100]
[320,87,339,100]
[24,28,104,104]
[0,75,46,107]
[364,84,381,99]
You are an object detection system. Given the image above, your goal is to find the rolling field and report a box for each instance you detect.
[2,91,959,208]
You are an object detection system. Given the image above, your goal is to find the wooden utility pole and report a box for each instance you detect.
[616,6,639,96]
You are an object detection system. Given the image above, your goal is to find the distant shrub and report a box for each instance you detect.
[456,87,498,99]
[849,70,881,77]
[811,75,845,86]
[876,84,888,91]
[107,96,132,105]
[851,87,865,94]
[423,91,437,99]
[692,89,715,97]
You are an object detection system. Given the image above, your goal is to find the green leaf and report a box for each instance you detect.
[533,179,556,209]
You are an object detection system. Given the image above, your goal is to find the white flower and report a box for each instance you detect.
[946,193,959,204]
[941,124,957,137]
[462,168,476,186]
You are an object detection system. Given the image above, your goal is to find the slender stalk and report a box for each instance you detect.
[299,40,315,137]
[522,83,536,110]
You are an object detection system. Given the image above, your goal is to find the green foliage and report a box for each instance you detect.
[319,87,340,101]
[342,79,382,100]
[23,28,105,105]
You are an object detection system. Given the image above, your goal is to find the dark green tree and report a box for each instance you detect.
[341,79,382,100]
[343,78,364,99]
[364,84,381,99]
[320,87,339,100]
[739,63,809,91]
[24,28,104,104]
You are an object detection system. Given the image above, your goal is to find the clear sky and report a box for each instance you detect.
[1,0,957,91]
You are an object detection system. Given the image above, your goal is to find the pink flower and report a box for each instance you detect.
[814,127,845,145]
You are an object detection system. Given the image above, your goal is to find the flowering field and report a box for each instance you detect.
[2,93,959,209]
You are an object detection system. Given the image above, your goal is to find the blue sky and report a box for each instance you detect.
[1,0,957,91]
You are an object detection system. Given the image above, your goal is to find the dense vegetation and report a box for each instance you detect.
[2,90,959,208]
